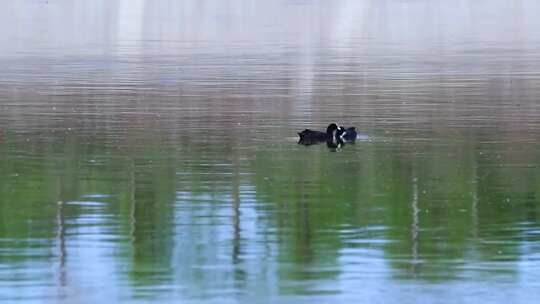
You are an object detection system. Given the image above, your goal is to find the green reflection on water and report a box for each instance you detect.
[1,128,540,300]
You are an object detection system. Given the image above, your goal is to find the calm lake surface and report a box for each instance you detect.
[2,0,540,303]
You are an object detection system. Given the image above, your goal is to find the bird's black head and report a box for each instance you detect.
[326,123,339,134]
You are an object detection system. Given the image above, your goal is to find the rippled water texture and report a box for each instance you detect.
[2,0,540,303]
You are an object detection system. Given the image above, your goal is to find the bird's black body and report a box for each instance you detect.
[297,123,340,145]
[297,123,358,149]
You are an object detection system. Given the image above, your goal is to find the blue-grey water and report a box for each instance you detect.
[2,0,540,303]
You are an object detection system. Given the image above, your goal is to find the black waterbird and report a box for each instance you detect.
[297,123,341,145]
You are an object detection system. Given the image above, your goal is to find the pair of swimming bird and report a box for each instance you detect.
[298,123,357,145]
